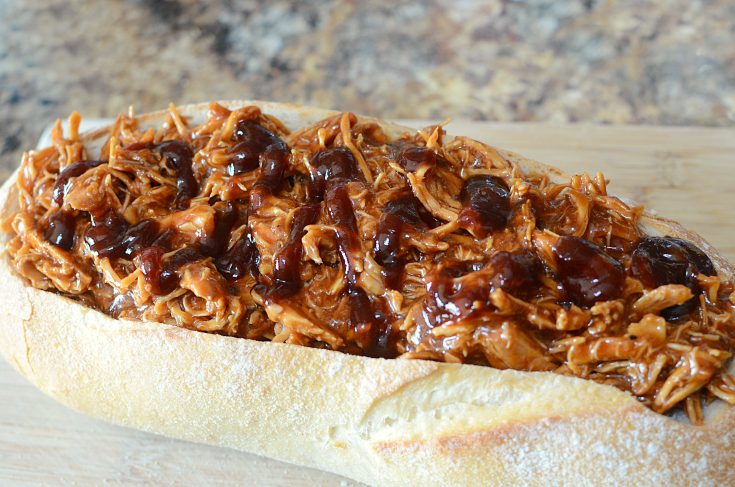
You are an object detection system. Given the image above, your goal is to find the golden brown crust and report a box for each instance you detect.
[1,101,734,486]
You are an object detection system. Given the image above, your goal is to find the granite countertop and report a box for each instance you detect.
[1,0,734,180]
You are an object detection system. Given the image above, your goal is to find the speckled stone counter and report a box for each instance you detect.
[1,0,734,180]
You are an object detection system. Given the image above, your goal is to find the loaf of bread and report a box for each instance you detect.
[1,101,733,486]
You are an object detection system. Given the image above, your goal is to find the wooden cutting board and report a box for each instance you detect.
[1,122,733,486]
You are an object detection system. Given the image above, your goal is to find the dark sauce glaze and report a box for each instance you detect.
[43,132,269,303]
[52,160,106,206]
[374,218,407,288]
[227,120,285,176]
[44,210,76,250]
[631,237,715,287]
[85,209,161,260]
[249,144,290,211]
[424,260,493,327]
[631,237,716,319]
[397,146,436,172]
[227,141,262,175]
[308,146,360,201]
[198,202,238,257]
[153,141,197,210]
[457,175,511,238]
[316,149,360,242]
[84,197,255,293]
[140,247,205,295]
[551,236,625,307]
[310,147,394,355]
[215,230,259,281]
[423,252,541,327]
[374,189,434,289]
[266,204,321,298]
[488,251,541,296]
[138,247,167,294]
[151,228,175,252]
[326,184,361,280]
[348,285,392,358]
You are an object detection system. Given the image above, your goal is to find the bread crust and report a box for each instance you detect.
[0,101,733,487]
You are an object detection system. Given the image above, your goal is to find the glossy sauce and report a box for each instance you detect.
[457,175,511,238]
[140,247,204,295]
[313,147,394,355]
[487,251,541,295]
[227,120,285,176]
[249,144,290,211]
[44,210,76,250]
[374,189,434,288]
[227,141,261,175]
[316,149,361,272]
[215,230,259,281]
[423,252,540,327]
[85,209,161,260]
[397,146,436,172]
[52,159,106,206]
[551,236,625,307]
[153,141,197,210]
[424,260,491,326]
[308,146,359,201]
[267,204,321,298]
[630,237,716,319]
[198,202,238,257]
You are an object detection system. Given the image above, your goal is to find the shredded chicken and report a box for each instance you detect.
[4,103,735,424]
[633,285,693,315]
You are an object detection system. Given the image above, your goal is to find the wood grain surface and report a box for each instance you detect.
[1,122,733,486]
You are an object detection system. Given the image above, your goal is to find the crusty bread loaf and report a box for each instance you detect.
[0,101,733,487]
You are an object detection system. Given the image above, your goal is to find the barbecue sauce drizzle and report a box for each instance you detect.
[41,116,721,341]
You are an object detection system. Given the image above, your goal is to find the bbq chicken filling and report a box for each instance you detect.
[5,104,735,424]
